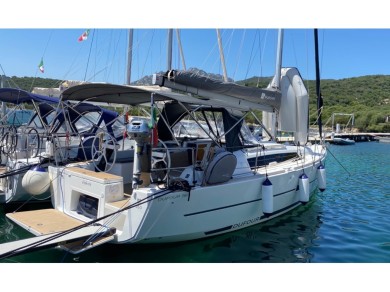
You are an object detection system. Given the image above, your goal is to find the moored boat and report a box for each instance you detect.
[0,29,328,259]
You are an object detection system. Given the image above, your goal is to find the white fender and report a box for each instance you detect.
[298,173,310,203]
[22,166,50,196]
[317,164,326,192]
[262,177,273,214]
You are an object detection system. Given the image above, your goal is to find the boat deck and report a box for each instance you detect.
[106,194,131,208]
[6,209,84,235]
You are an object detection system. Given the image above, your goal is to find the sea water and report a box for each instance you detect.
[0,142,389,263]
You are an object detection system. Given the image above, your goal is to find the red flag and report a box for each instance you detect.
[78,29,90,42]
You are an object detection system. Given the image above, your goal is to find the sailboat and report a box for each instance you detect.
[0,29,327,258]
[0,87,135,206]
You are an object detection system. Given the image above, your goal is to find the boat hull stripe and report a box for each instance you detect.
[184,188,297,217]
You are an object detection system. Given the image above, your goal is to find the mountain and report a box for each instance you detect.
[132,68,234,85]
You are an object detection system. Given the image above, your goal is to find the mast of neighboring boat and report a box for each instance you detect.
[314,29,323,139]
[167,29,173,71]
[264,29,283,140]
[176,29,186,70]
[216,29,229,82]
[0,75,5,119]
[271,29,283,90]
[126,29,134,85]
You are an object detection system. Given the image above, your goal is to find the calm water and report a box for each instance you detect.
[0,142,389,263]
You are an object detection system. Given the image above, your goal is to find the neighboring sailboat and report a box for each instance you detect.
[0,88,134,206]
[0,29,327,258]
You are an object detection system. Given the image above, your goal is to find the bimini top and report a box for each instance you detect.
[0,88,59,104]
[61,82,271,113]
[60,83,235,108]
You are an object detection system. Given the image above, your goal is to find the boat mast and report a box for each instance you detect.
[0,75,5,119]
[126,29,134,85]
[271,29,283,89]
[167,29,173,70]
[216,29,228,82]
[175,29,186,70]
[265,29,283,140]
[314,29,323,139]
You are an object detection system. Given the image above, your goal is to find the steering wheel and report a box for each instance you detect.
[25,127,41,158]
[1,126,18,155]
[150,139,171,183]
[91,132,118,172]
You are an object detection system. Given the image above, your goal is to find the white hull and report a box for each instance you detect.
[37,144,325,247]
[117,147,323,244]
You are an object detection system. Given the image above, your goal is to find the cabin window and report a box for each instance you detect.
[74,112,102,134]
[76,194,98,219]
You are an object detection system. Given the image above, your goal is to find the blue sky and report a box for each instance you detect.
[3,28,390,85]
[2,2,390,85]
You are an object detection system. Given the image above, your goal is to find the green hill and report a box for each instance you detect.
[2,74,390,132]
[239,75,390,133]
[1,76,63,92]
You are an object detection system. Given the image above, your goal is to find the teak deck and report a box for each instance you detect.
[66,167,123,182]
[6,209,84,235]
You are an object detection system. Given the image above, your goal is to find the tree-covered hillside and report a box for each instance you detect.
[240,75,390,133]
[2,74,390,132]
[1,76,63,92]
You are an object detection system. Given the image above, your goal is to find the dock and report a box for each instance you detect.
[276,132,389,143]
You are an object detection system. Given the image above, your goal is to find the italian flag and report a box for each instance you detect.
[38,58,44,73]
[78,29,90,42]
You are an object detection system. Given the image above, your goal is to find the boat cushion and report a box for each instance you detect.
[203,151,237,185]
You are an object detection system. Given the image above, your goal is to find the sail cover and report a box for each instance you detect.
[157,70,282,111]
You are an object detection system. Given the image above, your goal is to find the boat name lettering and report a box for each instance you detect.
[261,93,275,101]
[232,217,261,229]
[135,198,142,209]
[158,194,181,202]
[81,180,91,187]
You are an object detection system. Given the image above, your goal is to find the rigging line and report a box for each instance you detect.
[304,29,310,94]
[83,29,95,82]
[223,29,236,78]
[245,29,259,81]
[176,29,186,70]
[232,29,246,81]
[257,29,269,85]
[321,30,325,80]
[140,29,155,82]
[0,64,18,88]
[200,31,220,73]
[103,29,113,81]
[41,30,53,58]
[290,30,298,68]
[244,29,263,82]
[325,144,351,176]
[30,30,54,92]
[61,43,86,81]
[254,30,262,86]
[103,29,125,83]
[0,188,175,260]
